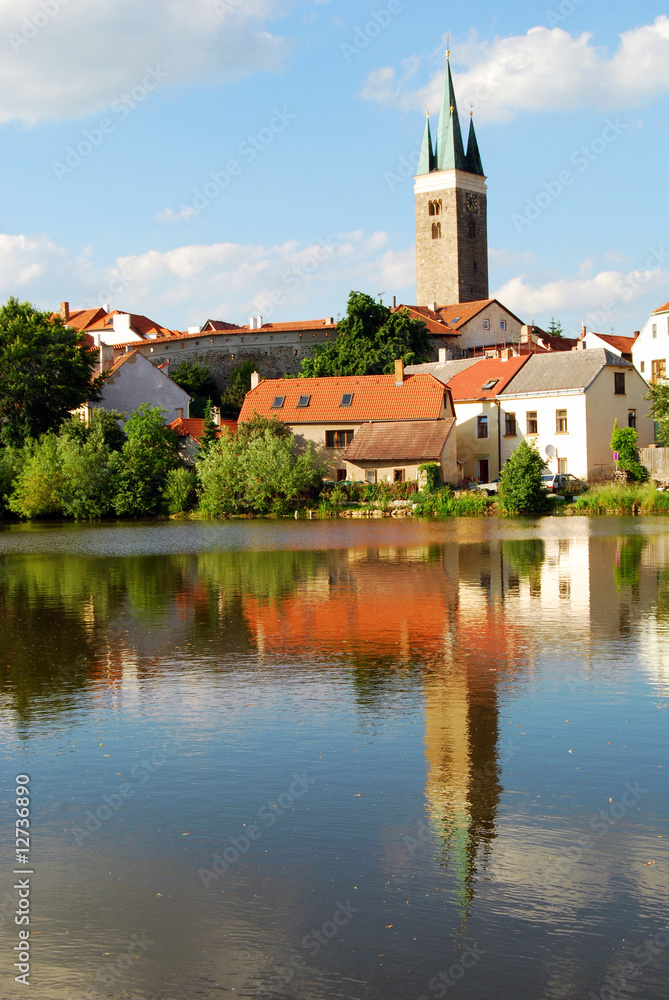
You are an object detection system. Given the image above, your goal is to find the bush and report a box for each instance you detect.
[163,468,198,515]
[498,440,550,514]
[611,421,646,481]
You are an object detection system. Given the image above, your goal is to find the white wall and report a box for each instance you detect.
[632,309,669,383]
[92,352,191,424]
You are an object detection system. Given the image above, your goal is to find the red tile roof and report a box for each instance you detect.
[394,299,524,336]
[393,305,462,337]
[85,311,178,339]
[589,332,635,356]
[652,300,669,314]
[113,317,338,350]
[447,355,530,400]
[169,417,236,440]
[239,373,451,424]
[343,418,456,462]
[61,307,108,331]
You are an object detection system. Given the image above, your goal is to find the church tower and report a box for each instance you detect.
[414,51,488,306]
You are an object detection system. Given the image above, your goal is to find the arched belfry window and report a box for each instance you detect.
[432,222,441,239]
[428,201,435,216]
[435,200,442,215]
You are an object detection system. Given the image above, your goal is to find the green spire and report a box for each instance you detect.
[417,111,436,175]
[465,114,485,176]
[435,51,467,172]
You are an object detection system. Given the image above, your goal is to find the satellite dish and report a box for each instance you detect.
[545,444,556,458]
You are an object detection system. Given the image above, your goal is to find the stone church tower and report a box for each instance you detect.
[414,52,488,306]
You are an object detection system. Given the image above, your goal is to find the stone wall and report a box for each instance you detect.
[455,188,489,303]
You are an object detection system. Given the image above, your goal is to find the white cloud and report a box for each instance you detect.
[0,0,293,124]
[361,17,669,123]
[0,230,415,326]
[493,262,669,327]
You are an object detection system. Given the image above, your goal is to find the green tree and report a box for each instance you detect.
[221,360,254,417]
[0,297,106,445]
[547,317,563,338]
[111,404,180,517]
[197,399,221,459]
[645,381,669,446]
[611,420,646,481]
[169,361,218,417]
[498,440,550,514]
[299,291,431,377]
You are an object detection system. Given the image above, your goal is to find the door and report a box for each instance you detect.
[477,459,489,482]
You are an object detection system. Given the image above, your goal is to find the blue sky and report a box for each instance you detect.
[1,0,668,337]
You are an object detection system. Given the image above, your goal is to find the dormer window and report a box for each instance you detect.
[340,393,353,406]
[271,396,285,409]
[296,395,311,408]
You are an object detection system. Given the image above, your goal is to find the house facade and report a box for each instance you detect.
[91,350,192,425]
[631,299,669,383]
[238,362,457,482]
[395,299,524,359]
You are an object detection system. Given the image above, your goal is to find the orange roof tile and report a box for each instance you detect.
[394,299,524,336]
[447,355,530,400]
[652,299,669,314]
[343,418,456,462]
[238,373,450,424]
[590,332,635,356]
[112,317,338,350]
[169,417,236,440]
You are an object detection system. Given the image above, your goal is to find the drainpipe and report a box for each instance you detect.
[495,400,502,476]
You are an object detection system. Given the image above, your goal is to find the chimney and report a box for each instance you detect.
[249,317,256,330]
[102,303,110,314]
[256,315,263,329]
[211,405,221,427]
[633,330,640,341]
[392,295,396,308]
[431,301,438,312]
[394,359,404,385]
[60,301,69,321]
[175,407,184,420]
[439,348,447,363]
[500,348,511,361]
[250,371,261,390]
[580,322,586,340]
[325,316,335,326]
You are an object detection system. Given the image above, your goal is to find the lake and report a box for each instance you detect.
[1,517,668,1000]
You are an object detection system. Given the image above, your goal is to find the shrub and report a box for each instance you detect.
[611,421,646,481]
[163,468,198,515]
[498,440,550,514]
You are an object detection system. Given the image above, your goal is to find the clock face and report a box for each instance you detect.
[466,192,478,213]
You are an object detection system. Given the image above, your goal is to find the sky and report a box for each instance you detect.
[1,0,668,338]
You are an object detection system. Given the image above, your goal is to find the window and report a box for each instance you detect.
[325,430,354,448]
[483,319,490,330]
[640,361,645,373]
[340,393,353,406]
[556,409,568,433]
[628,409,637,429]
[271,396,285,409]
[429,201,435,216]
[393,469,405,483]
[505,412,517,436]
[652,359,666,381]
[500,320,507,332]
[477,414,488,439]
[336,469,347,482]
[365,470,377,484]
[482,379,499,391]
[296,395,311,408]
[614,372,626,395]
[432,222,442,239]
[558,458,568,474]
[526,411,538,435]
[652,323,658,338]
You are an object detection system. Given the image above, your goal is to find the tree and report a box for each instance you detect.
[197,399,221,458]
[299,291,432,377]
[547,317,563,338]
[0,297,106,445]
[645,382,669,446]
[110,404,180,516]
[169,361,218,417]
[498,440,550,514]
[221,360,254,417]
[611,420,646,481]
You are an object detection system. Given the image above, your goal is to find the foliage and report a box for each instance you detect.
[413,487,492,517]
[221,360,255,417]
[498,440,550,514]
[169,361,218,417]
[610,420,646,481]
[235,413,292,444]
[197,425,324,516]
[110,404,180,517]
[0,296,106,445]
[644,382,669,447]
[59,408,127,452]
[573,482,669,515]
[0,445,21,516]
[163,467,198,515]
[299,291,431,377]
[614,536,646,589]
[418,462,442,493]
[197,400,220,458]
[546,317,563,338]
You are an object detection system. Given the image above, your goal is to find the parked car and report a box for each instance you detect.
[541,473,584,495]
[469,477,501,496]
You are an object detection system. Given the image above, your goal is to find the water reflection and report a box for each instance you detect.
[1,522,669,999]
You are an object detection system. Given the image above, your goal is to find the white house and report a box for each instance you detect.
[91,350,191,425]
[631,299,669,383]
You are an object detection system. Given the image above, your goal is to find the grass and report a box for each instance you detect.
[572,482,669,514]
